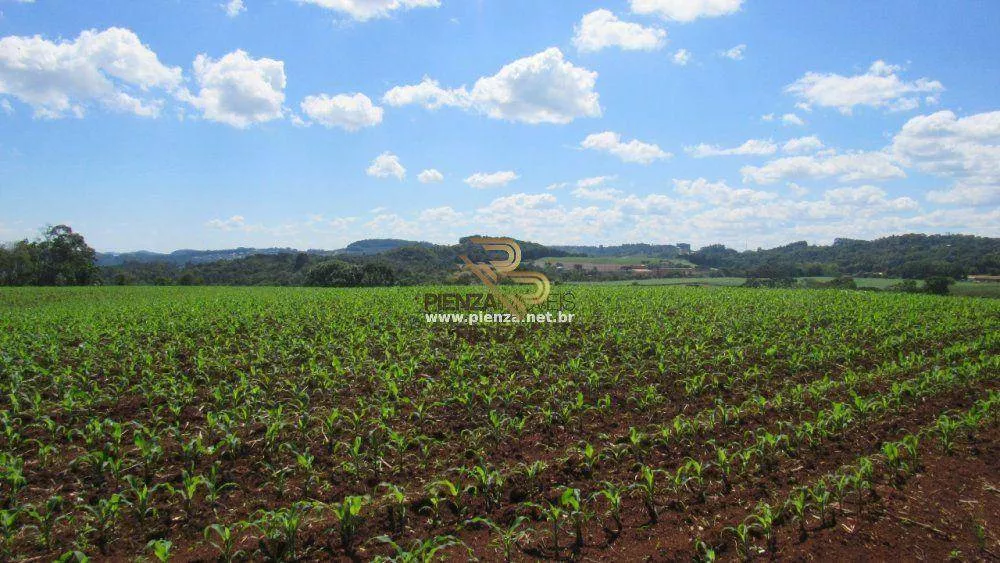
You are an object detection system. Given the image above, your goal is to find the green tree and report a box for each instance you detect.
[37,225,98,285]
[0,225,97,286]
[304,260,362,287]
[923,275,953,295]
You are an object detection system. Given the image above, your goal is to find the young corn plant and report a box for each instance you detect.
[530,500,565,554]
[592,481,624,538]
[330,495,369,555]
[936,414,961,455]
[253,502,313,562]
[146,539,172,562]
[372,534,465,563]
[746,501,778,554]
[0,509,18,560]
[783,488,810,542]
[463,465,506,512]
[166,471,204,520]
[379,483,408,533]
[517,461,548,496]
[724,521,755,561]
[82,494,122,555]
[424,479,464,525]
[204,523,246,563]
[559,487,591,553]
[468,516,532,563]
[631,465,662,524]
[25,495,67,550]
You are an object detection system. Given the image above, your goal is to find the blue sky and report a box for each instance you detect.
[1,0,998,252]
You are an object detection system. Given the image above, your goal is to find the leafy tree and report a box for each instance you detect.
[924,275,954,295]
[304,260,362,287]
[0,225,97,286]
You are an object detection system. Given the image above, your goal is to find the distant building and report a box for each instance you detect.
[968,275,1000,283]
[677,243,692,255]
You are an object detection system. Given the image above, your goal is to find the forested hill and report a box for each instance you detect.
[7,228,998,287]
[689,234,1000,277]
[96,237,572,286]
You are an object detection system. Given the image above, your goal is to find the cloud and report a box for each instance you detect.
[672,49,691,66]
[419,206,464,223]
[822,185,918,213]
[781,113,805,126]
[576,175,616,188]
[741,151,906,184]
[0,27,182,118]
[572,186,623,201]
[206,215,247,230]
[383,48,601,124]
[686,138,777,157]
[630,0,743,22]
[782,135,824,154]
[300,93,383,131]
[417,168,444,183]
[572,9,666,53]
[184,50,285,128]
[464,171,519,189]
[892,110,1000,206]
[581,131,671,164]
[382,77,468,110]
[719,44,745,61]
[367,151,406,180]
[674,178,778,206]
[223,0,246,17]
[786,60,944,115]
[787,182,808,197]
[1,99,11,115]
[296,0,440,21]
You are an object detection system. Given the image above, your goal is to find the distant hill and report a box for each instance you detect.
[689,234,1000,277]
[93,233,1000,286]
[338,239,434,255]
[96,247,311,267]
[97,236,573,286]
[552,243,690,258]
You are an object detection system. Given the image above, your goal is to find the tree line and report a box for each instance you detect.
[0,225,98,286]
[2,226,998,288]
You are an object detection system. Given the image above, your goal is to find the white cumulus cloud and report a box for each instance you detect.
[572,186,623,201]
[719,44,745,60]
[786,60,944,115]
[672,49,691,66]
[581,131,671,164]
[417,168,444,183]
[464,171,519,189]
[224,0,246,17]
[383,48,601,124]
[630,0,743,22]
[296,0,440,21]
[300,93,383,131]
[686,139,777,157]
[184,50,285,128]
[781,113,805,126]
[572,9,666,53]
[741,151,906,184]
[892,110,1000,206]
[782,136,824,154]
[0,27,182,118]
[367,151,406,180]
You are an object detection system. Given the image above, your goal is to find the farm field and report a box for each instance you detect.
[534,256,698,268]
[0,286,998,561]
[575,277,1000,298]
